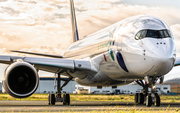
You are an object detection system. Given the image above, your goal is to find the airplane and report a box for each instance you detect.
[0,0,179,107]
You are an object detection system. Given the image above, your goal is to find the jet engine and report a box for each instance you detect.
[3,61,39,98]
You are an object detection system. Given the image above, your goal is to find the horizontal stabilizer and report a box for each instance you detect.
[10,50,63,58]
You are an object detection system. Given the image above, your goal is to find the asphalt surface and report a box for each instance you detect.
[0,101,179,112]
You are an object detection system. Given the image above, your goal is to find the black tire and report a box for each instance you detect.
[63,94,70,105]
[66,94,70,105]
[49,94,55,105]
[48,94,50,105]
[146,95,152,107]
[139,93,144,104]
[135,93,138,104]
[63,94,66,105]
[154,94,160,107]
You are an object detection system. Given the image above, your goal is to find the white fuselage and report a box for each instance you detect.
[63,15,176,87]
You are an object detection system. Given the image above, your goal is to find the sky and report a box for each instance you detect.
[0,0,180,81]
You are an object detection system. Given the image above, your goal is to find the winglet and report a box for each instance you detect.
[70,0,79,42]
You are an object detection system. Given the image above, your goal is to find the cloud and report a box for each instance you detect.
[171,24,180,56]
[0,0,180,81]
[0,0,7,2]
[0,0,179,57]
[0,6,21,16]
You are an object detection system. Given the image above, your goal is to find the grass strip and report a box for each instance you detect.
[0,94,180,103]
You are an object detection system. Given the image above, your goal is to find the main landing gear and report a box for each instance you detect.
[48,72,72,105]
[135,76,162,107]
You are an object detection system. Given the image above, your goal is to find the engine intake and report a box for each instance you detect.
[3,62,39,98]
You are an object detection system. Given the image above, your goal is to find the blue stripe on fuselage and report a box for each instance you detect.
[116,52,129,73]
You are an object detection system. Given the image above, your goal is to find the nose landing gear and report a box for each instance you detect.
[135,76,162,107]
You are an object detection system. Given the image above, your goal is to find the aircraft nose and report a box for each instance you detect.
[153,57,174,75]
[142,38,174,58]
[142,38,175,75]
[153,43,171,58]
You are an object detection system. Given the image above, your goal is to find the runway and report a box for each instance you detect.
[0,100,179,112]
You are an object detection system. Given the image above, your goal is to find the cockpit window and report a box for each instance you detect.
[147,30,158,38]
[135,31,142,40]
[141,30,147,38]
[135,29,171,40]
[159,31,164,38]
[167,30,172,37]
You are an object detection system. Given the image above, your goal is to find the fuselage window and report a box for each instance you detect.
[135,29,171,40]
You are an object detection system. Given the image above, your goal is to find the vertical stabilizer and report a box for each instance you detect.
[70,0,79,42]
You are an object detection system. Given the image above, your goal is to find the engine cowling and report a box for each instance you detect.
[3,61,39,98]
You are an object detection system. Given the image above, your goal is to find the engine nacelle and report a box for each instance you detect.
[3,61,39,98]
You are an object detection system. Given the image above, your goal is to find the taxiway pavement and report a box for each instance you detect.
[0,100,179,112]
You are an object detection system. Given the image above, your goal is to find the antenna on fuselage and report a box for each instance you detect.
[70,0,79,42]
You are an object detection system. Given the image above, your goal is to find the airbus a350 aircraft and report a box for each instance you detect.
[1,0,180,107]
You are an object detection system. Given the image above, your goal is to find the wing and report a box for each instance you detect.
[0,55,93,76]
[174,57,180,66]
[0,54,95,98]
